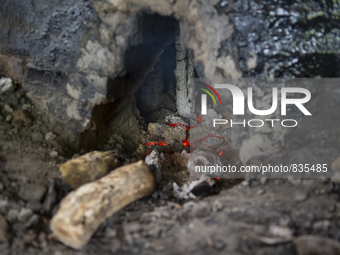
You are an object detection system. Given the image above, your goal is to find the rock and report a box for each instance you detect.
[192,202,211,218]
[49,150,58,158]
[8,126,17,135]
[18,184,47,202]
[312,220,330,232]
[17,208,33,222]
[26,201,42,213]
[212,238,226,251]
[15,90,24,99]
[0,55,23,83]
[0,200,8,214]
[59,150,122,189]
[31,132,44,142]
[0,214,8,243]
[41,181,57,216]
[24,214,40,229]
[21,230,37,248]
[245,225,292,245]
[45,132,57,141]
[287,177,302,186]
[12,110,33,127]
[21,104,30,110]
[331,156,340,171]
[331,172,340,184]
[145,149,162,185]
[260,178,267,185]
[224,1,340,78]
[241,180,249,186]
[123,222,141,235]
[6,93,18,108]
[6,209,19,223]
[293,235,340,255]
[294,190,308,202]
[145,223,161,238]
[105,228,117,238]
[12,119,22,128]
[256,189,265,195]
[212,200,224,212]
[0,78,13,94]
[3,104,13,114]
[37,232,47,248]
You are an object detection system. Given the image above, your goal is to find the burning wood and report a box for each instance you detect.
[50,161,155,249]
[146,119,191,150]
[148,122,187,143]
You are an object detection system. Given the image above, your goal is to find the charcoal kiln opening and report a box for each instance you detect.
[77,14,194,154]
[135,39,177,123]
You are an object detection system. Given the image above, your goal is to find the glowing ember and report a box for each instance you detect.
[198,116,203,122]
[218,151,223,156]
[146,141,166,146]
[169,123,190,130]
[216,177,220,180]
[145,123,191,148]
[183,139,190,147]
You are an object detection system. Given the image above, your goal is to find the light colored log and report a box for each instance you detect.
[59,150,121,189]
[50,160,155,249]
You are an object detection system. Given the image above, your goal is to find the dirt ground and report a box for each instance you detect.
[1,82,340,255]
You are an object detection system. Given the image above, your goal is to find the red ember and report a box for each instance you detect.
[169,123,190,130]
[146,123,191,148]
[183,139,190,147]
[146,141,166,146]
